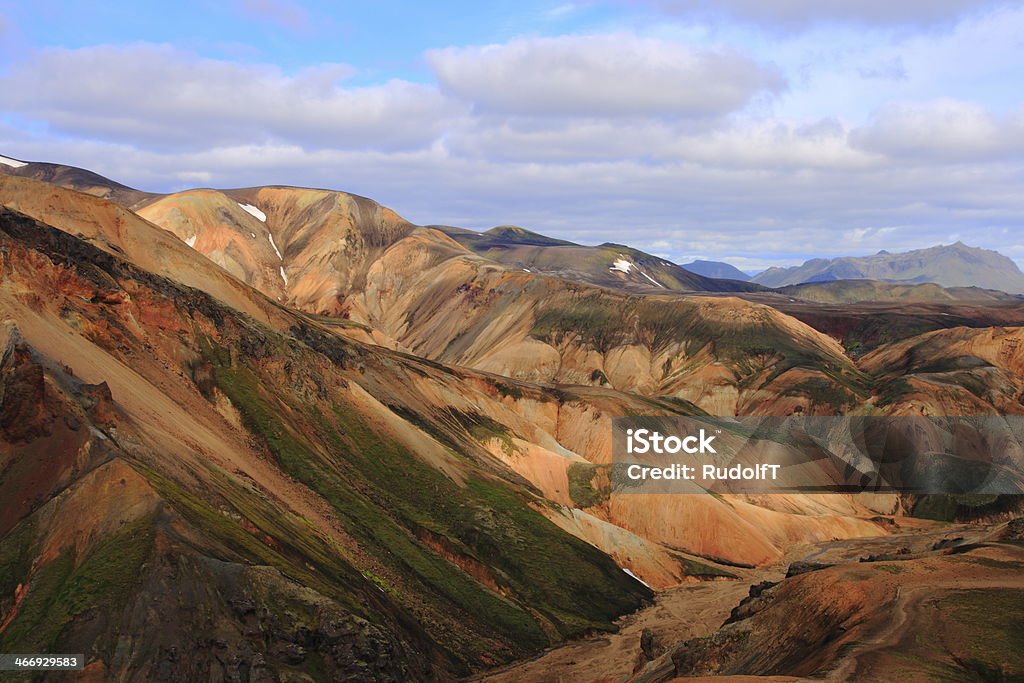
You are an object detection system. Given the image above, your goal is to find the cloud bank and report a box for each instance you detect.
[427,34,785,117]
[1,4,1022,271]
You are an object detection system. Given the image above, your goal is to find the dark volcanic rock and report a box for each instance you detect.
[0,339,50,443]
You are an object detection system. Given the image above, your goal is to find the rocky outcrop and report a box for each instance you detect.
[0,324,49,443]
[0,203,650,678]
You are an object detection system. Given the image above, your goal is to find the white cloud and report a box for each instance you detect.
[2,18,1023,272]
[851,99,1024,161]
[0,45,459,151]
[3,129,1022,270]
[426,34,785,117]
[442,115,877,170]
[667,118,876,169]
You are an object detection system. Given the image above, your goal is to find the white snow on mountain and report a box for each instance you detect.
[237,202,266,222]
[640,270,664,288]
[622,567,650,589]
[0,155,27,168]
[610,258,632,274]
[268,233,283,260]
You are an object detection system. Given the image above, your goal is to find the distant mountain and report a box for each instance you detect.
[752,242,1024,294]
[438,225,761,294]
[681,259,751,281]
[0,156,155,208]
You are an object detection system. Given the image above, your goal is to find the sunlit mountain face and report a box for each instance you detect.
[2,159,1023,680]
[2,2,1023,680]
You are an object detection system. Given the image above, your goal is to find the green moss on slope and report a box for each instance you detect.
[531,298,626,353]
[944,588,1024,678]
[0,518,36,614]
[207,352,548,654]
[530,295,860,382]
[323,402,649,639]
[567,463,609,509]
[0,514,154,654]
[203,343,649,661]
[673,554,738,580]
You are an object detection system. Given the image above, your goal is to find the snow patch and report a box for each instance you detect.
[522,268,531,272]
[640,270,664,288]
[268,233,283,260]
[250,232,256,238]
[610,258,633,274]
[279,266,288,286]
[237,202,266,222]
[185,235,197,248]
[622,567,651,589]
[0,155,26,168]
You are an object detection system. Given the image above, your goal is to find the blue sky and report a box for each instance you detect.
[1,0,1023,271]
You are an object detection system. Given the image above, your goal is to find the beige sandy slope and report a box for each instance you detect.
[1,186,898,584]
[861,325,1024,415]
[0,175,284,326]
[135,185,870,416]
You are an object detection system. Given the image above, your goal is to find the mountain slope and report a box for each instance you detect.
[753,243,1024,293]
[635,524,1024,682]
[681,259,751,281]
[860,325,1024,415]
[126,188,860,416]
[0,179,902,680]
[0,174,285,326]
[1,173,907,568]
[107,170,1024,422]
[136,186,416,313]
[438,226,760,294]
[777,279,1019,305]
[5,162,1024,680]
[0,204,660,678]
[0,158,155,208]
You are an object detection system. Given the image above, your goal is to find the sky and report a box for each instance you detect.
[1,0,1022,272]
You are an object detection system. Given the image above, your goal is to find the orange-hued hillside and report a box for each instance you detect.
[2,159,1023,681]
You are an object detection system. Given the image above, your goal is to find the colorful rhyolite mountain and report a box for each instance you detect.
[2,156,1023,681]
[437,225,759,293]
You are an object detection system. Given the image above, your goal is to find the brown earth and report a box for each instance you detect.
[485,519,1022,683]
[3,164,1024,681]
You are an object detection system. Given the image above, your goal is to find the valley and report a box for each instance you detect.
[1,158,1023,681]
[484,518,1023,683]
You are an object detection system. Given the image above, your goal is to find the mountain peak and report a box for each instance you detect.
[484,225,577,246]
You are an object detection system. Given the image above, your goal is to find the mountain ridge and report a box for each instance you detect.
[681,259,752,281]
[752,242,1024,293]
[437,227,761,294]
[5,159,1024,681]
[9,156,1021,297]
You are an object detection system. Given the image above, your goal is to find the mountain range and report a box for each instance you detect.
[752,242,1024,293]
[437,226,759,293]
[681,259,752,281]
[2,156,1024,681]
